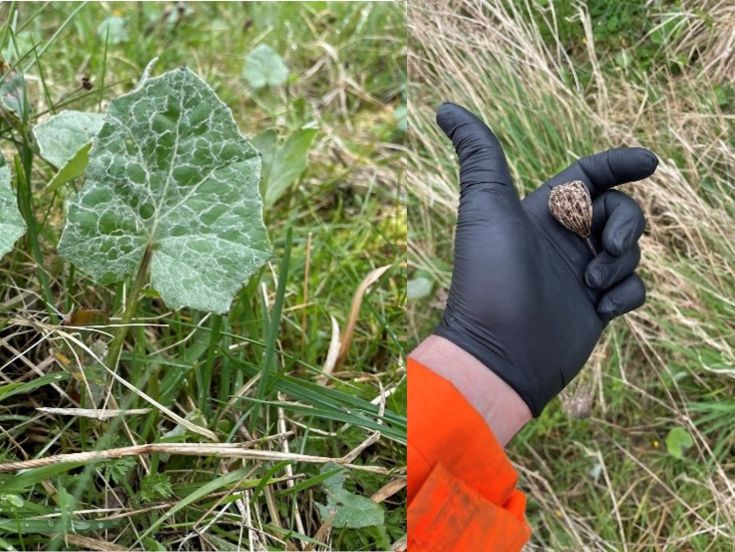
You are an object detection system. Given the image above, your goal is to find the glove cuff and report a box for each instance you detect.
[433,321,546,417]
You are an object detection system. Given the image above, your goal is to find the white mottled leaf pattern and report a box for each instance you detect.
[34,110,106,168]
[58,67,271,314]
[35,110,106,191]
[0,154,26,258]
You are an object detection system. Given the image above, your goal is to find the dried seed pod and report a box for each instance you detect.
[548,180,596,254]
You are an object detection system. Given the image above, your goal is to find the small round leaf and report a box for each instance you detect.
[243,44,289,89]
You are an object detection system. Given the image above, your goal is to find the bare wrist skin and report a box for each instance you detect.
[410,335,532,446]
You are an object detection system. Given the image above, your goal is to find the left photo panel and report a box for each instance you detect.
[0,2,406,550]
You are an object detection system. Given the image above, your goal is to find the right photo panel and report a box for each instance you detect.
[407,1,735,550]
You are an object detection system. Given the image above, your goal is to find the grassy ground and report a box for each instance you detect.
[408,0,735,549]
[0,2,406,550]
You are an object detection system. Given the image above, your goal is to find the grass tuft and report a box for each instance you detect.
[0,2,406,550]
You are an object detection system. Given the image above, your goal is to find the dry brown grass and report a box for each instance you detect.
[675,0,735,83]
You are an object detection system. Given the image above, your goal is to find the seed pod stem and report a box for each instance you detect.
[584,236,597,255]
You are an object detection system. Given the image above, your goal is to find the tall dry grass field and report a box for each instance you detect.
[408,0,735,549]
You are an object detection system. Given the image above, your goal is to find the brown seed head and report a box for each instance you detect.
[548,180,593,239]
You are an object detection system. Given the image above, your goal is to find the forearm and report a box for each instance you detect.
[409,335,531,446]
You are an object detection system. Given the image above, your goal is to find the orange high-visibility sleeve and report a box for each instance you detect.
[408,358,531,551]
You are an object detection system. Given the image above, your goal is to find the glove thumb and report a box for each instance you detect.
[436,103,517,202]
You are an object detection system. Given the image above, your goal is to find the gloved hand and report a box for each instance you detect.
[434,103,657,416]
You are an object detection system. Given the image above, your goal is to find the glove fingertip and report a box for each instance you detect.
[616,147,659,180]
[638,148,659,175]
[437,100,458,113]
[435,101,461,130]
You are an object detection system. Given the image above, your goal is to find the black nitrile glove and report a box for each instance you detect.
[434,103,657,416]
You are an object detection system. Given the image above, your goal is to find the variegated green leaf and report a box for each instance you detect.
[34,110,105,192]
[0,155,26,258]
[34,110,105,168]
[58,67,271,313]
